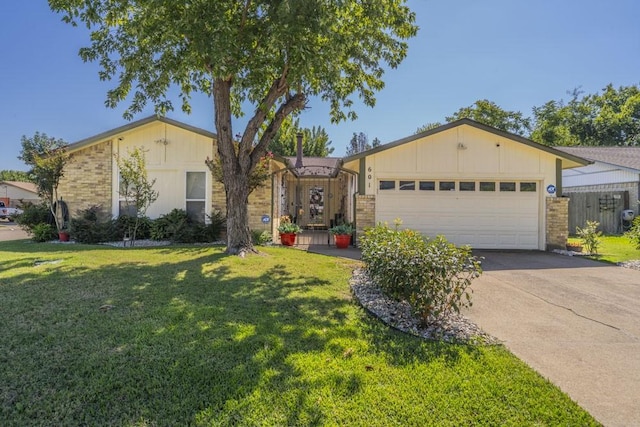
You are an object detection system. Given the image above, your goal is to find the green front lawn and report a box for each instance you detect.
[569,235,640,264]
[0,241,598,426]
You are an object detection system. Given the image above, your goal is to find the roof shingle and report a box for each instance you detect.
[554,147,640,171]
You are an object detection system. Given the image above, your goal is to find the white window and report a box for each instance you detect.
[186,172,206,223]
[118,175,137,217]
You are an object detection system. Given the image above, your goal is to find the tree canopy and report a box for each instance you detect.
[531,84,640,146]
[0,170,32,182]
[268,117,334,157]
[445,100,532,136]
[50,0,418,254]
[414,85,640,147]
[18,132,69,232]
[346,132,381,156]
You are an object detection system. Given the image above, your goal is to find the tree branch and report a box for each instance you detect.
[239,64,290,152]
[251,91,307,166]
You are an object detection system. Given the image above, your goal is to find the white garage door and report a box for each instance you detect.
[375,179,541,249]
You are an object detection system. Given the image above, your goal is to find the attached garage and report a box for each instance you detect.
[376,179,541,249]
[342,119,589,250]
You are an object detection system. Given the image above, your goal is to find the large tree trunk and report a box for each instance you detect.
[224,172,254,256]
[212,78,256,255]
[211,75,306,256]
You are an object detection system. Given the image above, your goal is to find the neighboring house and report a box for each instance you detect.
[0,180,39,207]
[555,147,640,201]
[59,116,588,250]
[341,119,588,250]
[554,146,640,233]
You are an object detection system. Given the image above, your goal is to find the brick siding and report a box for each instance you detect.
[355,194,376,246]
[58,141,113,219]
[546,197,569,251]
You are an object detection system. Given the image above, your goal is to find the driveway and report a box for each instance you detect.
[0,222,29,241]
[465,251,640,427]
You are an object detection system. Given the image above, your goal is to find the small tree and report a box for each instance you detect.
[576,220,602,254]
[116,147,159,246]
[18,133,69,234]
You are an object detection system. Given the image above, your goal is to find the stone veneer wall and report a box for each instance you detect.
[355,194,376,246]
[58,141,113,220]
[546,196,569,251]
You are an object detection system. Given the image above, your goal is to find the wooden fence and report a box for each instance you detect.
[567,191,630,235]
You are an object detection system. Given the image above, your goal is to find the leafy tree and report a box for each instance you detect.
[116,147,159,246]
[414,100,531,136]
[532,84,640,146]
[415,122,442,134]
[18,132,69,233]
[269,117,334,157]
[530,100,580,146]
[0,170,33,182]
[445,99,532,136]
[346,132,381,156]
[50,0,417,255]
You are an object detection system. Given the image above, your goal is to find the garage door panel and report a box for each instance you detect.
[376,184,540,249]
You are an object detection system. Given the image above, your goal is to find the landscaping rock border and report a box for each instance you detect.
[350,269,500,345]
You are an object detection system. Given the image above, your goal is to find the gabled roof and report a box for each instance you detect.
[554,146,640,172]
[66,115,217,153]
[342,118,590,168]
[283,156,343,178]
[0,180,38,194]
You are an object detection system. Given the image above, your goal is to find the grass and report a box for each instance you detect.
[0,241,599,426]
[569,234,640,264]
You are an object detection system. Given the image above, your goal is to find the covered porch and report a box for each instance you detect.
[272,157,357,236]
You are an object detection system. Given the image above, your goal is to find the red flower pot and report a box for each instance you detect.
[334,234,351,249]
[280,232,297,246]
[58,231,70,242]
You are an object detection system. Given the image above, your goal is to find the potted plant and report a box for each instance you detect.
[58,228,70,242]
[329,223,354,249]
[277,216,301,246]
[58,221,70,242]
[565,239,582,252]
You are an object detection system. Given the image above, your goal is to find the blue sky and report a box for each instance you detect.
[1,1,639,171]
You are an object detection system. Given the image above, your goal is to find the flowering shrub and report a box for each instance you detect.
[359,222,482,326]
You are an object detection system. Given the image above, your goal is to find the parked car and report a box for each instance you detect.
[0,201,23,221]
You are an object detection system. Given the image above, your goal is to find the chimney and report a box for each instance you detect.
[295,132,303,168]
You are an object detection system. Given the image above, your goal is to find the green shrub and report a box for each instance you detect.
[71,205,112,244]
[206,210,226,241]
[111,215,152,241]
[625,216,640,249]
[14,202,52,235]
[252,229,272,245]
[31,223,57,242]
[576,220,602,254]
[360,222,482,326]
[150,209,190,242]
[150,209,225,243]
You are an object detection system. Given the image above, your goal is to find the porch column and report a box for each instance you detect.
[546,196,569,251]
[355,194,376,246]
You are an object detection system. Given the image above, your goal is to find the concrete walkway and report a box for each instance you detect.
[465,250,640,427]
[305,243,362,260]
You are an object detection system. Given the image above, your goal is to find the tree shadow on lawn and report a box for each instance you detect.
[1,248,483,426]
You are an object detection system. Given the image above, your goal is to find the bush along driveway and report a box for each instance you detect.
[466,250,640,427]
